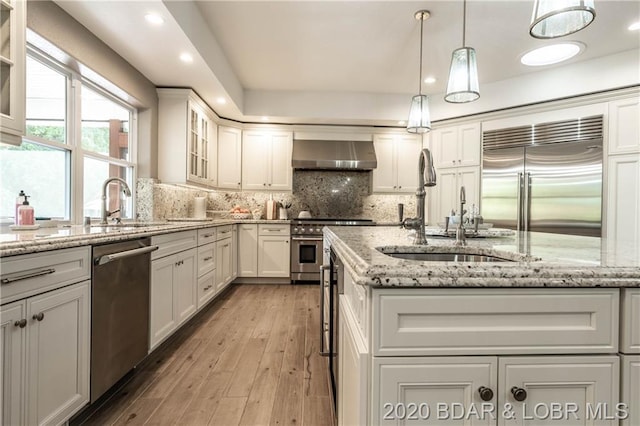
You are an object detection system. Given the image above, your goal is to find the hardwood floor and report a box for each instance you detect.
[83,284,334,426]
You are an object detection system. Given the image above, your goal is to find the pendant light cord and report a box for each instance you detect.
[462,0,467,47]
[418,13,424,96]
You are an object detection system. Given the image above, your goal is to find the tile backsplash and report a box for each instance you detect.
[138,171,418,223]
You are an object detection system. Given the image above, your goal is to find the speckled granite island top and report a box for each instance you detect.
[324,226,640,288]
[0,219,291,257]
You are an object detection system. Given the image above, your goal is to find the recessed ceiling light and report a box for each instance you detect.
[216,97,227,105]
[144,13,164,25]
[520,42,583,66]
[628,21,640,31]
[261,116,269,122]
[423,76,436,84]
[398,120,406,125]
[179,53,193,63]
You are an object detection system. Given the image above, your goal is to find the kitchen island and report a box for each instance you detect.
[323,226,639,426]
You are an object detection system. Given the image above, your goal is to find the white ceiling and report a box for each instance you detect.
[55,0,640,126]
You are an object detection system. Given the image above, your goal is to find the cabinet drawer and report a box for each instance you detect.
[1,247,91,305]
[373,288,619,356]
[258,224,290,236]
[215,225,233,240]
[151,230,197,260]
[197,227,217,246]
[621,289,640,354]
[197,243,215,277]
[197,270,216,309]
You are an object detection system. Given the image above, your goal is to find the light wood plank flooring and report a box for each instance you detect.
[83,284,334,426]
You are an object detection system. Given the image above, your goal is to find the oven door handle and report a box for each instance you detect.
[292,236,323,241]
[319,264,331,357]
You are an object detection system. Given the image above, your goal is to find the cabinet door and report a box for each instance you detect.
[498,356,619,426]
[621,355,640,426]
[1,301,25,426]
[187,104,201,182]
[395,135,422,192]
[231,225,238,279]
[202,118,217,186]
[374,356,497,425]
[0,0,26,145]
[242,131,270,190]
[150,255,177,350]
[433,169,458,224]
[269,132,293,190]
[174,248,197,326]
[459,123,481,167]
[215,238,233,293]
[608,98,640,155]
[372,135,397,192]
[459,166,481,213]
[217,126,242,189]
[258,236,290,277]
[432,127,459,168]
[238,224,258,277]
[26,281,90,426]
[606,154,640,263]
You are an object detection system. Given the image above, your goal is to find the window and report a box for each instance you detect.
[0,48,136,223]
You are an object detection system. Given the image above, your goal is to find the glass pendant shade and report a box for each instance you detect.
[445,47,480,103]
[530,0,595,39]
[407,94,431,134]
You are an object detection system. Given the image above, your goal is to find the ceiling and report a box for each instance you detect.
[55,1,640,127]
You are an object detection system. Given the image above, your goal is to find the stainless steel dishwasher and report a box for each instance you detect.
[91,238,158,403]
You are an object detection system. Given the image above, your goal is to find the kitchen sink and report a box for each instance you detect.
[381,252,512,262]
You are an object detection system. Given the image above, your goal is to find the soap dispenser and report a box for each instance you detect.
[17,196,35,226]
[15,190,26,224]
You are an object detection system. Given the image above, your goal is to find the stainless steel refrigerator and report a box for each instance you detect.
[481,116,603,237]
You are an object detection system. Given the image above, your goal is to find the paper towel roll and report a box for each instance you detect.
[193,197,206,219]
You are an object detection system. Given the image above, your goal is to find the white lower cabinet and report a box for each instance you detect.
[238,223,290,278]
[215,237,233,293]
[621,355,640,426]
[231,224,238,279]
[1,281,90,426]
[238,224,258,277]
[150,246,197,351]
[257,235,290,277]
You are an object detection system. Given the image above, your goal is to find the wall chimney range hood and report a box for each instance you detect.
[291,139,377,170]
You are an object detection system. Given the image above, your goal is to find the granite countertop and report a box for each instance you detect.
[0,219,291,257]
[324,226,640,288]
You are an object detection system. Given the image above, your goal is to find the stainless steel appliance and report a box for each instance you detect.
[481,115,603,237]
[292,139,377,170]
[290,218,373,282]
[91,238,157,402]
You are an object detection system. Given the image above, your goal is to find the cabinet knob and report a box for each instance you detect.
[511,386,527,402]
[398,186,402,189]
[393,186,397,189]
[452,160,456,164]
[32,313,44,322]
[263,183,266,186]
[478,386,494,401]
[268,183,272,187]
[14,319,27,328]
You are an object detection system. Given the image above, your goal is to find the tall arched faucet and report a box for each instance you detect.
[101,177,132,224]
[402,148,436,244]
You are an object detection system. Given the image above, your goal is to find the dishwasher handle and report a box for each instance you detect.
[95,245,159,266]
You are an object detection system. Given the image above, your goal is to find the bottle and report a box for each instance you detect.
[15,190,26,224]
[17,196,35,226]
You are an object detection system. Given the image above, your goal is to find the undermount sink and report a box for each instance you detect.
[382,251,512,262]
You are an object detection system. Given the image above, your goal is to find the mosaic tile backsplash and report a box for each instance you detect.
[138,171,419,223]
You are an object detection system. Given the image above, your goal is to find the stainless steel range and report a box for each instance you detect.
[290,218,373,282]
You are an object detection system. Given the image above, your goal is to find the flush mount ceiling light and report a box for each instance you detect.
[445,0,480,103]
[407,10,431,134]
[520,42,583,66]
[530,0,596,39]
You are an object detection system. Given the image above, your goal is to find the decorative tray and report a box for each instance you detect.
[230,213,252,220]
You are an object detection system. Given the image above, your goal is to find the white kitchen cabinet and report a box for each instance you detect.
[231,224,238,279]
[605,153,640,262]
[372,134,422,193]
[215,235,233,294]
[217,126,243,189]
[432,166,480,224]
[0,0,26,146]
[431,122,481,168]
[257,224,290,277]
[242,130,293,191]
[157,88,217,187]
[238,224,258,277]
[1,281,90,426]
[608,98,640,155]
[621,355,640,426]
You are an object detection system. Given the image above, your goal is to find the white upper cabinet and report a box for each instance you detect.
[157,89,217,188]
[0,0,26,146]
[608,98,640,155]
[372,134,422,193]
[217,126,242,190]
[431,122,481,168]
[242,129,292,191]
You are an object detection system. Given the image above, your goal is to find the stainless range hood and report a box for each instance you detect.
[291,139,377,170]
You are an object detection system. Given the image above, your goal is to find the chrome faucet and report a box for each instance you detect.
[101,177,132,225]
[455,186,467,246]
[402,148,436,245]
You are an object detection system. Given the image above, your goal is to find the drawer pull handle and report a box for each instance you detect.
[14,319,27,328]
[478,386,494,401]
[511,386,527,402]
[203,256,213,261]
[1,268,56,284]
[32,313,45,322]
[202,234,214,238]
[204,285,212,291]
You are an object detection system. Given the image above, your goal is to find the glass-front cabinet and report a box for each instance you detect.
[0,0,26,145]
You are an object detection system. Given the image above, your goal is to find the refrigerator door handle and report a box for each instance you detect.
[524,172,532,232]
[517,172,524,232]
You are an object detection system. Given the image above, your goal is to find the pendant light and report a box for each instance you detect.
[530,0,596,39]
[407,10,431,134]
[445,0,480,103]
